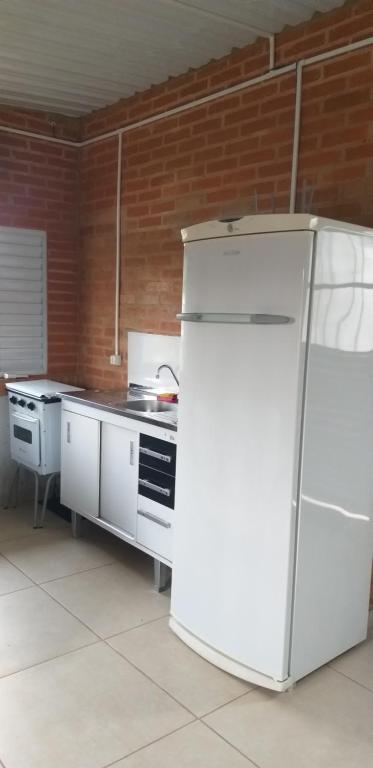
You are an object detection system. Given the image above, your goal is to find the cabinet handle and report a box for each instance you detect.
[130,440,135,466]
[67,421,71,444]
[138,509,171,529]
[139,478,171,497]
[140,446,171,463]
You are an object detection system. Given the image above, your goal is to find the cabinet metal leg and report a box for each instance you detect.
[154,559,171,592]
[71,511,83,538]
[38,472,58,528]
[32,471,40,528]
[4,465,20,509]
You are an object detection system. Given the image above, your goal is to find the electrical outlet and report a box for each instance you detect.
[110,354,122,366]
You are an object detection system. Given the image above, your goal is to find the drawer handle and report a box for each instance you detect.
[140,446,172,463]
[138,509,171,529]
[139,478,171,497]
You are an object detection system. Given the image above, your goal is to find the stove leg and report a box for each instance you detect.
[4,465,20,509]
[32,471,40,529]
[71,511,83,538]
[38,472,58,528]
[154,559,171,593]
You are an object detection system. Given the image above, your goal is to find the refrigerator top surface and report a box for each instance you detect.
[181,214,373,243]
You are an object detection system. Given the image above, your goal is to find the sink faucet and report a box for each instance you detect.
[155,364,179,387]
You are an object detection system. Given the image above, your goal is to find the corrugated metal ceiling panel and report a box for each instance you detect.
[0,0,345,116]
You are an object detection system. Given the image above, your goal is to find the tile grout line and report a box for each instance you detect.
[104,613,171,641]
[199,686,257,719]
[0,584,36,599]
[39,577,171,642]
[328,664,373,697]
[0,523,259,764]
[0,639,102,682]
[202,719,260,768]
[99,721,198,768]
[103,634,198,720]
[0,545,108,658]
[38,558,118,584]
[0,538,119,588]
[0,512,254,766]
[101,719,256,768]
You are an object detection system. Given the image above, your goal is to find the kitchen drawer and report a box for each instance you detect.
[138,463,175,509]
[137,509,172,562]
[139,433,176,477]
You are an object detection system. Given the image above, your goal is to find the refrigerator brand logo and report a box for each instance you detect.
[224,249,240,256]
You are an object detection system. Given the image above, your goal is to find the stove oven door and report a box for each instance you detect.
[10,412,40,468]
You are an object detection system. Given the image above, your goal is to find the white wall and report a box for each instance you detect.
[128,331,180,392]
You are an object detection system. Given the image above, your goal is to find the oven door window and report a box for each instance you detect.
[10,414,40,468]
[13,425,33,444]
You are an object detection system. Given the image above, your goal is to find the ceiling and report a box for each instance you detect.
[0,0,344,117]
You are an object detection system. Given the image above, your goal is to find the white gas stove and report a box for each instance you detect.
[6,379,82,475]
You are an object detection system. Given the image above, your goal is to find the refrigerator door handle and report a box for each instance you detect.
[176,312,294,325]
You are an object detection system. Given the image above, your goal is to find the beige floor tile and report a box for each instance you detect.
[109,617,251,716]
[0,586,97,677]
[0,554,33,595]
[204,667,373,768]
[0,504,69,542]
[0,643,193,768]
[44,561,170,637]
[330,634,373,691]
[0,529,116,582]
[111,721,252,767]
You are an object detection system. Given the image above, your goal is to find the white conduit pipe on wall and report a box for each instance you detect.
[289,33,373,213]
[289,61,303,215]
[1,33,373,364]
[1,35,372,166]
[113,132,122,364]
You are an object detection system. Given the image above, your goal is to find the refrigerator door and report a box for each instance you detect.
[171,230,314,685]
[290,230,373,680]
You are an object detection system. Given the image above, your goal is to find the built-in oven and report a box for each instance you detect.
[10,411,41,468]
[138,434,176,509]
[137,433,177,561]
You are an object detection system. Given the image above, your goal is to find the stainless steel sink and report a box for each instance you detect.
[123,400,177,414]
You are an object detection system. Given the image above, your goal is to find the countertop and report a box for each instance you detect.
[60,389,178,432]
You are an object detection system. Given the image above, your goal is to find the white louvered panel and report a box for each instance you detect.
[0,304,43,316]
[0,315,42,326]
[1,281,42,293]
[0,226,47,376]
[0,0,345,116]
[0,268,41,283]
[0,338,43,351]
[0,326,43,337]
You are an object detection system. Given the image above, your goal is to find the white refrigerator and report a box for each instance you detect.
[170,214,373,691]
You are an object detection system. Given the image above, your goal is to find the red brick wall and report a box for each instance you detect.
[78,0,373,389]
[0,0,372,604]
[0,109,80,393]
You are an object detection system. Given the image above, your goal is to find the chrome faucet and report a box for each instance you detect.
[155,364,179,387]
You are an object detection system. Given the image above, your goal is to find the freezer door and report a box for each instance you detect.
[171,230,314,682]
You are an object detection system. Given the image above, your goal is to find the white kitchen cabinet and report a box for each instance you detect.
[61,410,100,518]
[100,422,139,536]
[60,397,177,580]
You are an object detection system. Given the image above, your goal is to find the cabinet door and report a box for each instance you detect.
[61,410,100,518]
[100,422,139,537]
